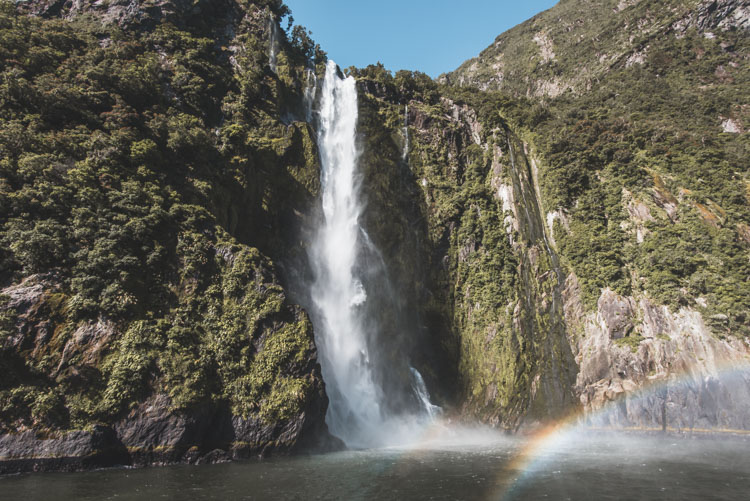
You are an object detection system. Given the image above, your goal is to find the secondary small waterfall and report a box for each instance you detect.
[308,60,438,448]
[268,15,279,73]
[303,68,318,122]
[410,368,441,418]
[403,104,410,161]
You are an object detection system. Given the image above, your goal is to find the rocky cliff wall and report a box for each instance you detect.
[352,63,750,433]
[442,0,750,432]
[351,70,579,430]
[0,0,338,472]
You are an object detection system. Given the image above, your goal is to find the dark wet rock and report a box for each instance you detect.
[0,390,341,473]
[0,425,129,474]
[112,391,341,467]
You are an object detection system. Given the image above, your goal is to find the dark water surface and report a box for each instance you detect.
[2,433,749,500]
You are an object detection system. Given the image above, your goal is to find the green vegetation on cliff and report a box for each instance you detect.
[350,66,576,427]
[1,0,747,450]
[0,0,326,438]
[344,0,749,427]
[447,0,750,335]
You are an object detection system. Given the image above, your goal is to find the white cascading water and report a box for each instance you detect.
[309,60,438,448]
[303,68,317,122]
[403,104,410,161]
[268,15,279,73]
[410,368,441,419]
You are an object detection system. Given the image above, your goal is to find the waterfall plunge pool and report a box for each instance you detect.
[3,430,749,500]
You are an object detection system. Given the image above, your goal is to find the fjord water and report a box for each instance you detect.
[4,433,749,500]
[306,61,435,448]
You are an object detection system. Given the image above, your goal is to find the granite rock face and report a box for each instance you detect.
[569,284,750,431]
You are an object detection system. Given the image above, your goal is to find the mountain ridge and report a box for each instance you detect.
[439,0,750,430]
[443,0,750,98]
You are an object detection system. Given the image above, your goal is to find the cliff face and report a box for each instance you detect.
[0,0,338,472]
[442,0,750,430]
[349,70,580,429]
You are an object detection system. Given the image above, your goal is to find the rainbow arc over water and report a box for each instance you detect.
[386,355,750,500]
[494,356,750,499]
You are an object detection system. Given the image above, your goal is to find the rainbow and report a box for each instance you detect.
[494,356,750,500]
[367,355,750,499]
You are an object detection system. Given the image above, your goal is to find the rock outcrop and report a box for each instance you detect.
[570,284,750,431]
[0,269,339,474]
[0,425,129,473]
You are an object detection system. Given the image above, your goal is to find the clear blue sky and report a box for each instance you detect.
[283,0,559,77]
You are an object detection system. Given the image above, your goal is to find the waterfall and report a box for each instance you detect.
[268,15,279,73]
[303,68,318,122]
[308,60,438,448]
[403,104,409,162]
[410,367,441,418]
[310,60,383,447]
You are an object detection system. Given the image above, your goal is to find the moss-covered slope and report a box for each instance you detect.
[0,0,337,470]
